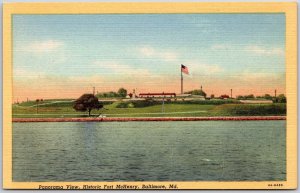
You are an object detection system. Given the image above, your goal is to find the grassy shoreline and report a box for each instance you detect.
[13,99,286,118]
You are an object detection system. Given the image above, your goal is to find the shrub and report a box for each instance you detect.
[128,103,135,108]
[212,104,286,116]
[276,94,287,103]
[115,99,162,108]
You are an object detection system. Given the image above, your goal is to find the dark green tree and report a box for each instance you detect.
[264,94,273,100]
[73,94,103,116]
[118,88,127,98]
[236,95,245,100]
[236,94,255,100]
[277,94,286,103]
[96,91,118,98]
[245,94,255,99]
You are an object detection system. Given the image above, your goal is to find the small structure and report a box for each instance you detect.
[190,95,205,100]
[139,92,176,98]
[127,89,137,99]
[220,94,230,99]
[126,93,133,98]
[176,94,192,98]
[240,100,273,104]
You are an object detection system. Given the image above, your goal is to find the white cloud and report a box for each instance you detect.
[140,47,155,56]
[204,65,224,73]
[138,46,178,62]
[245,45,284,56]
[21,40,64,53]
[162,52,177,62]
[211,44,285,56]
[185,61,224,75]
[93,60,151,76]
[13,68,45,78]
[239,71,283,82]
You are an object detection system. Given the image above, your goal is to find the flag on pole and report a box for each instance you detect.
[181,64,189,75]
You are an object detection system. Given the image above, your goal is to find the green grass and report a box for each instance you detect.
[13,102,214,118]
[15,99,75,107]
[211,103,286,116]
[103,103,214,117]
[12,99,286,118]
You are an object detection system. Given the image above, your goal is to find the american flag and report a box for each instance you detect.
[181,64,189,75]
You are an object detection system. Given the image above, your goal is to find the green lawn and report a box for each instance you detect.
[15,99,75,107]
[12,100,286,118]
[13,103,215,118]
[103,103,214,117]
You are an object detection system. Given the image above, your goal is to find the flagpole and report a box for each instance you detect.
[181,65,183,94]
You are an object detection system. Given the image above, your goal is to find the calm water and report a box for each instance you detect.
[13,121,286,181]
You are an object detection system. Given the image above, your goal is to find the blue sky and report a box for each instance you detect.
[13,14,285,100]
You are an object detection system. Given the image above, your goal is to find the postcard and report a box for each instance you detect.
[3,2,297,190]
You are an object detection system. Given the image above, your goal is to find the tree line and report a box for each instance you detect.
[237,94,286,103]
[96,88,127,98]
[184,88,286,103]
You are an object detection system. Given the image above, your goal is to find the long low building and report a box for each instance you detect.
[139,92,176,98]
